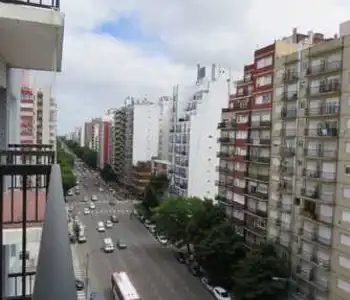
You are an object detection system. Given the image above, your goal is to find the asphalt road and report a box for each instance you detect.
[68,163,213,300]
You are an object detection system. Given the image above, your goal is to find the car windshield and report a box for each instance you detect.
[220,291,229,297]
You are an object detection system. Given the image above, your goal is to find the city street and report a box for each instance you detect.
[68,162,213,300]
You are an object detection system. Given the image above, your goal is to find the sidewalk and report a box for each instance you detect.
[71,244,87,300]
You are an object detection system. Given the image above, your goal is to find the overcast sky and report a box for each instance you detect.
[53,0,350,134]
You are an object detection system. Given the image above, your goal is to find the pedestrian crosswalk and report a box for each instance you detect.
[71,245,87,300]
[78,208,133,216]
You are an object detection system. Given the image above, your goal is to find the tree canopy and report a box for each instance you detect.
[57,140,76,195]
[233,243,289,300]
[65,140,97,169]
[141,173,170,213]
[194,221,245,288]
[100,164,117,182]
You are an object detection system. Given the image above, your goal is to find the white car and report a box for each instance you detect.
[99,187,104,192]
[144,220,152,228]
[157,235,168,245]
[91,195,98,201]
[213,287,231,300]
[200,277,213,292]
[83,208,90,215]
[67,190,73,196]
[105,220,113,228]
[89,203,96,209]
[149,224,157,233]
[97,221,105,232]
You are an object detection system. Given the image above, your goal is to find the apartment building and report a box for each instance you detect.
[83,121,93,147]
[123,98,160,187]
[35,88,57,149]
[216,29,317,245]
[91,118,101,152]
[97,115,112,169]
[169,64,229,200]
[112,107,126,178]
[269,22,350,300]
[158,96,173,161]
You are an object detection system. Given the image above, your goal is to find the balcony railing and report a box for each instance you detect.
[0,145,77,300]
[0,0,60,9]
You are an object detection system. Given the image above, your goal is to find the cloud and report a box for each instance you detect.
[56,0,350,133]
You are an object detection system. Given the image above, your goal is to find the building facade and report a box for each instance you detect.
[169,64,229,200]
[158,96,173,161]
[123,98,160,186]
[112,107,126,178]
[269,22,350,300]
[97,116,112,169]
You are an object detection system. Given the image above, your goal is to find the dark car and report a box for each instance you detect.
[75,279,85,291]
[117,239,127,249]
[109,200,116,206]
[111,215,119,223]
[188,262,202,277]
[175,251,187,264]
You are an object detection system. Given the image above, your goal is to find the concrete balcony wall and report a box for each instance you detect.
[0,2,64,71]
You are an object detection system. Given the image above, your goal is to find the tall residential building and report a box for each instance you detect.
[35,88,57,149]
[158,96,173,160]
[112,107,126,177]
[106,108,117,167]
[84,121,93,147]
[91,118,101,152]
[268,22,350,300]
[19,86,35,145]
[216,29,320,245]
[123,98,160,186]
[169,64,229,200]
[97,115,112,169]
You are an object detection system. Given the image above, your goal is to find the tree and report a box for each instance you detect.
[61,169,76,195]
[194,221,245,288]
[233,243,289,300]
[152,196,202,252]
[57,141,76,195]
[100,164,117,182]
[65,139,97,169]
[142,173,170,213]
[187,199,226,245]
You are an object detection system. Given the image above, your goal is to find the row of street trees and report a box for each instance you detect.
[139,177,289,300]
[64,139,98,169]
[57,140,76,195]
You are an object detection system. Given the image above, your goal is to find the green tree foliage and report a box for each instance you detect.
[65,140,97,169]
[194,221,245,288]
[142,173,170,213]
[100,164,117,182]
[152,196,202,251]
[233,243,289,300]
[56,142,76,195]
[187,199,227,245]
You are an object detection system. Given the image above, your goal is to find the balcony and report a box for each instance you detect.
[216,166,231,174]
[246,138,270,146]
[217,120,237,130]
[300,187,334,204]
[302,169,336,182]
[245,190,268,201]
[0,0,64,71]
[247,155,270,164]
[304,127,338,138]
[216,151,230,158]
[306,82,341,98]
[280,147,296,157]
[307,60,342,76]
[0,145,77,300]
[282,91,298,101]
[305,104,340,118]
[217,136,232,143]
[304,148,337,160]
[250,120,271,128]
[245,172,269,182]
[283,72,298,83]
[281,108,297,119]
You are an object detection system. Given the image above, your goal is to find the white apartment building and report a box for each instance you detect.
[97,115,112,170]
[123,98,160,184]
[158,96,173,161]
[169,64,230,200]
[92,121,100,152]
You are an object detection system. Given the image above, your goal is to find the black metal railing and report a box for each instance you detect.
[0,0,60,9]
[0,144,77,300]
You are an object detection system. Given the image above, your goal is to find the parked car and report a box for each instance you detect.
[75,279,84,291]
[105,220,113,228]
[212,287,231,300]
[200,277,214,292]
[188,262,202,277]
[175,251,187,264]
[157,234,168,245]
[84,208,90,215]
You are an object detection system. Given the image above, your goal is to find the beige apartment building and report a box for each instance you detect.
[269,22,350,300]
[113,107,126,178]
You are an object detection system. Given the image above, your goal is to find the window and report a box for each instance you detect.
[342,211,350,222]
[346,142,350,153]
[340,233,350,246]
[343,188,350,198]
[256,75,272,87]
[346,165,350,175]
[256,56,273,69]
[337,279,350,293]
[339,256,350,269]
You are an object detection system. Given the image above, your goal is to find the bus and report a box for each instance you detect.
[111,272,140,300]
